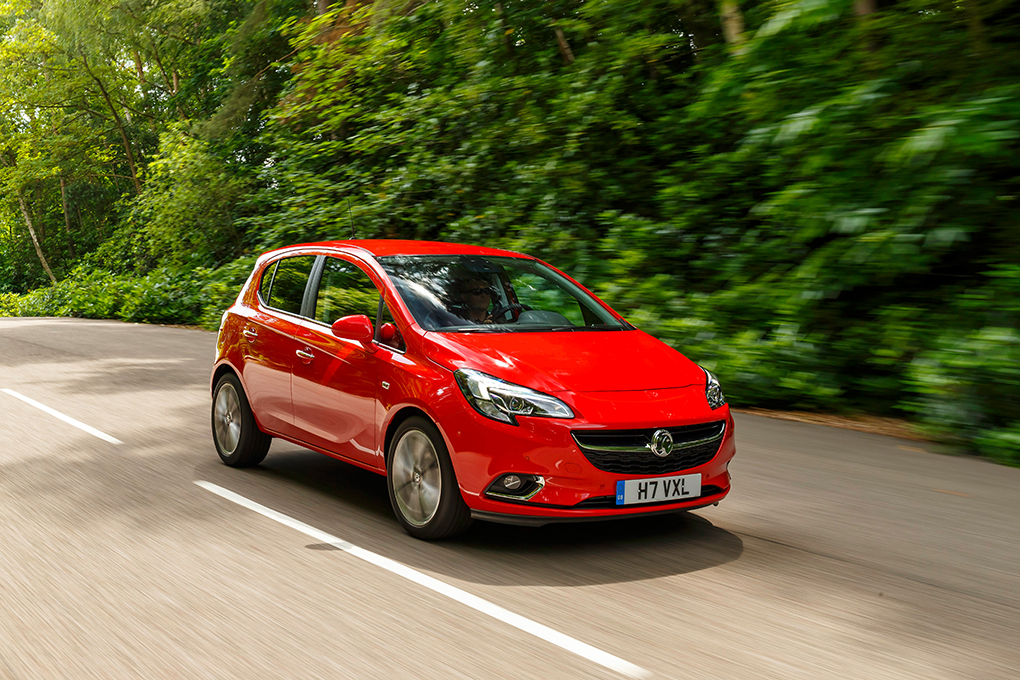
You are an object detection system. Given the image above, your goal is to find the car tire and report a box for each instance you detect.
[387,416,472,540]
[212,373,271,467]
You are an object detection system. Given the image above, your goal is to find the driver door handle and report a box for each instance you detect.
[295,348,315,363]
[242,328,258,340]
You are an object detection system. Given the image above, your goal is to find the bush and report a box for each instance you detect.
[117,270,204,324]
[0,258,260,330]
[194,255,259,329]
[906,327,1020,465]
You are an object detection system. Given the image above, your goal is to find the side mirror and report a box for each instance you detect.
[331,314,375,344]
[378,322,405,351]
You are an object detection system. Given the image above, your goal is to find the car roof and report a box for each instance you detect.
[262,240,534,260]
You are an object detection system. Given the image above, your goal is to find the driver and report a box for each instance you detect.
[455,278,494,324]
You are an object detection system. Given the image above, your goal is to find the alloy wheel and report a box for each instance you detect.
[214,382,242,455]
[391,429,442,527]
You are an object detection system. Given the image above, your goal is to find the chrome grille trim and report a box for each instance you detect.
[571,420,725,454]
[570,420,726,476]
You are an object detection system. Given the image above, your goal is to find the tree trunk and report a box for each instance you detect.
[60,177,77,260]
[554,26,575,64]
[81,53,142,195]
[854,0,878,52]
[720,0,746,50]
[148,42,174,93]
[854,0,876,15]
[133,50,146,84]
[17,190,57,284]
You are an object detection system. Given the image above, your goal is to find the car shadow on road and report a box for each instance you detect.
[245,444,744,587]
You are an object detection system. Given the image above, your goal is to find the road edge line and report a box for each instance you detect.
[1,388,122,445]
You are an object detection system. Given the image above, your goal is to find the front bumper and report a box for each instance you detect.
[435,385,736,523]
[470,488,728,527]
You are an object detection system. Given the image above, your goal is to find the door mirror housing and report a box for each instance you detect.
[331,314,375,344]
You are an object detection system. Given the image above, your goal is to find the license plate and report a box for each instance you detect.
[616,474,701,506]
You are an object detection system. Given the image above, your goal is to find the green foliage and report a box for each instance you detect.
[119,128,252,269]
[0,260,255,329]
[907,327,1020,461]
[2,0,1018,464]
[193,255,259,329]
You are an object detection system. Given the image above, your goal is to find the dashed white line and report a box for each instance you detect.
[1,388,122,445]
[195,480,652,679]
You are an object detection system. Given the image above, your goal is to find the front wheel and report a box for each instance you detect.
[212,373,271,467]
[387,417,472,540]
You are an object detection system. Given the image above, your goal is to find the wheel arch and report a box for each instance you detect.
[382,406,433,466]
[211,361,270,436]
[211,361,240,395]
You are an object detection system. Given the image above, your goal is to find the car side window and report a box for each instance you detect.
[315,257,380,327]
[377,303,405,351]
[265,255,316,316]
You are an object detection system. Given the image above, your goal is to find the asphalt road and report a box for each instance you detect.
[0,317,1017,680]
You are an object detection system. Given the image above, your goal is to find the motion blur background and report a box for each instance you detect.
[1,0,1017,463]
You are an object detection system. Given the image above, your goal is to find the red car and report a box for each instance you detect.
[211,240,735,539]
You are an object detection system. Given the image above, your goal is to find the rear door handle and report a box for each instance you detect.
[296,349,315,362]
[242,328,258,340]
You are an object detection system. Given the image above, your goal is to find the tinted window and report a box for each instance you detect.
[267,255,316,316]
[377,255,626,333]
[314,257,380,326]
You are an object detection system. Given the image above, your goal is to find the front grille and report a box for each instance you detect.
[573,485,725,509]
[571,421,725,475]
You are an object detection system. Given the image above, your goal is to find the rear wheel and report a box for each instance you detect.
[212,373,271,467]
[387,416,472,540]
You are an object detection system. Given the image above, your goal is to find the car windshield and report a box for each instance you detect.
[377,255,630,333]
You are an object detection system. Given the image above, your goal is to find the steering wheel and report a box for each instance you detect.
[488,303,526,323]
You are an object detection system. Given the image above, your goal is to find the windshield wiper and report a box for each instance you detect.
[440,326,512,333]
[547,325,623,332]
[438,324,625,333]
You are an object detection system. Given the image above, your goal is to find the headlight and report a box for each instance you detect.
[702,366,727,410]
[454,369,574,425]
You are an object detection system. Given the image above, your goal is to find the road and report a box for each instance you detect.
[0,317,1017,680]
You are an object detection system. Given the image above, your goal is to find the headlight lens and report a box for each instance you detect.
[703,366,727,410]
[454,369,574,425]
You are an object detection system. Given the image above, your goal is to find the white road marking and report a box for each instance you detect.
[1,388,123,445]
[195,480,652,679]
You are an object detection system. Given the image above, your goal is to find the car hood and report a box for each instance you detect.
[423,329,706,394]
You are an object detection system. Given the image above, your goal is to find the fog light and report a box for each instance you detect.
[485,474,545,501]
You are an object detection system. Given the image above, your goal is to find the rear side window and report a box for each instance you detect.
[264,255,316,315]
[314,257,380,326]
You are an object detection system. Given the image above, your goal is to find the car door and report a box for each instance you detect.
[291,255,382,467]
[240,254,317,437]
